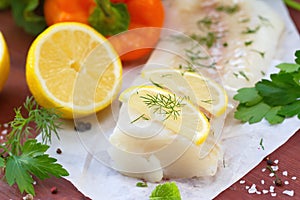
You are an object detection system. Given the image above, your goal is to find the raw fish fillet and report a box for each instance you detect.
[108,0,284,182]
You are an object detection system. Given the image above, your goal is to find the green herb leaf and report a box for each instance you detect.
[5,139,69,195]
[0,157,5,167]
[10,0,46,36]
[276,63,300,73]
[89,0,129,36]
[6,155,35,195]
[150,182,181,200]
[136,181,148,187]
[234,52,300,124]
[233,87,262,106]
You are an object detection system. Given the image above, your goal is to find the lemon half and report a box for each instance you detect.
[0,32,10,92]
[26,22,122,118]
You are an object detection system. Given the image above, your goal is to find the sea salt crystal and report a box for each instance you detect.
[284,181,289,185]
[3,123,8,128]
[240,180,246,184]
[282,171,288,176]
[245,186,250,189]
[248,184,257,194]
[283,190,294,197]
[291,176,297,180]
[256,191,262,195]
[270,186,275,193]
[271,165,278,171]
[261,180,265,185]
[262,190,269,194]
[274,159,279,164]
[269,173,275,177]
[262,168,266,172]
[1,129,8,135]
[271,193,277,197]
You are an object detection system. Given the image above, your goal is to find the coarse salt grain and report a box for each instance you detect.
[0,136,3,140]
[248,184,257,194]
[270,186,275,193]
[269,173,275,177]
[283,190,294,197]
[245,186,250,189]
[240,180,245,184]
[284,181,289,185]
[262,168,266,172]
[261,180,265,185]
[271,193,277,197]
[256,191,261,195]
[3,123,8,128]
[274,159,279,164]
[282,171,288,176]
[291,176,297,180]
[271,165,278,171]
[262,190,269,194]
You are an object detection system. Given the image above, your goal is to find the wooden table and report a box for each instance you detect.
[0,3,299,200]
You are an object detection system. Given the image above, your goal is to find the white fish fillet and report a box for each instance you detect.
[108,0,284,182]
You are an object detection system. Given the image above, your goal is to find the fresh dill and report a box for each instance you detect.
[140,93,185,120]
[233,71,250,81]
[244,40,253,46]
[260,138,265,150]
[150,79,164,89]
[178,63,196,72]
[197,16,214,29]
[6,96,62,155]
[251,49,265,58]
[258,15,273,27]
[242,26,260,34]
[216,4,240,14]
[190,32,216,48]
[130,114,150,124]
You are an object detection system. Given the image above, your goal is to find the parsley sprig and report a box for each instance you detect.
[234,50,300,124]
[0,96,68,195]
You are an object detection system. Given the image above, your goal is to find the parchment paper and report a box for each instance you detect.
[37,0,300,199]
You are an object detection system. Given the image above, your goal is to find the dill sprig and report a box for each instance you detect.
[5,96,62,156]
[140,93,185,120]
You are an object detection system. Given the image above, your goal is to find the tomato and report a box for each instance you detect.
[43,0,165,61]
[44,0,96,25]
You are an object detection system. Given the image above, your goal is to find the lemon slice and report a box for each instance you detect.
[120,85,210,145]
[0,32,10,92]
[26,22,122,118]
[142,69,228,117]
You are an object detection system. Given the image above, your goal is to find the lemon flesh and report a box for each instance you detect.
[119,85,210,145]
[26,22,122,118]
[142,69,228,117]
[0,32,10,92]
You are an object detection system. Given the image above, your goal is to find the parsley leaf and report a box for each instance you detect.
[150,182,181,200]
[5,139,69,195]
[234,50,300,124]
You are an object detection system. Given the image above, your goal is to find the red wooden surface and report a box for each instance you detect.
[0,3,299,200]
